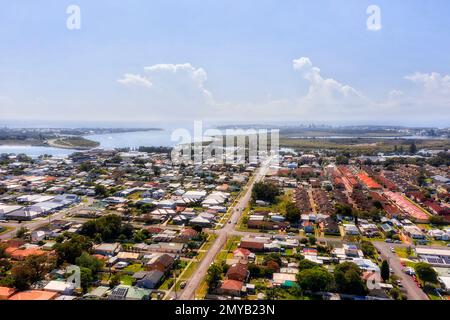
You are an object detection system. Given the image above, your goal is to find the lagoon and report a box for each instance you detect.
[0,130,176,157]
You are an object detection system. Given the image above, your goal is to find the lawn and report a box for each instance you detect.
[120,274,135,286]
[123,263,144,273]
[0,226,12,235]
[394,247,415,259]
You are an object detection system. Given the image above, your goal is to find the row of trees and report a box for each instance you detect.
[296,260,368,296]
[252,182,280,204]
[80,214,134,242]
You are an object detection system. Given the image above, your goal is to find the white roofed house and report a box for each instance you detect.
[0,204,22,219]
[6,206,45,221]
[189,212,215,227]
[201,191,229,207]
[94,243,122,256]
[183,190,207,202]
[155,199,176,209]
[43,280,76,295]
[31,230,46,243]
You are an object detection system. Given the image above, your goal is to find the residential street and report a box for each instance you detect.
[373,242,429,300]
[178,156,273,300]
[0,200,90,240]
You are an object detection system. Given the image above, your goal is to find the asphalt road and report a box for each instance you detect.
[178,157,273,300]
[0,200,90,240]
[373,242,429,300]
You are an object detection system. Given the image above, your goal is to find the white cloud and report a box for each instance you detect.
[291,57,373,120]
[112,59,450,124]
[405,72,450,94]
[117,73,153,88]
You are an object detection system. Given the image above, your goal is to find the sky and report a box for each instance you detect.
[0,0,450,127]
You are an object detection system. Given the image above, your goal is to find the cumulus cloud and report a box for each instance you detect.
[114,59,450,124]
[116,63,222,120]
[117,73,153,88]
[404,72,450,94]
[291,57,374,121]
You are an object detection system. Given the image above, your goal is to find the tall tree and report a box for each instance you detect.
[334,262,367,295]
[414,262,438,286]
[297,267,334,292]
[206,263,223,291]
[409,141,417,154]
[381,260,390,282]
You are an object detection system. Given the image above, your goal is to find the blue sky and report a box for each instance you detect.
[1,0,450,126]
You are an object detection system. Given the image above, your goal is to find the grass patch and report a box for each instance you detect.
[120,274,135,286]
[0,226,12,235]
[394,247,415,259]
[123,263,144,273]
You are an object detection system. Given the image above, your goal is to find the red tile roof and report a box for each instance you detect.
[8,290,58,300]
[220,280,243,291]
[0,287,16,300]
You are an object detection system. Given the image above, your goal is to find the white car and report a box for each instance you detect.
[404,267,415,276]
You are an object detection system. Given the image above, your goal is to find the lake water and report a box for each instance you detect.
[0,130,176,157]
[86,130,175,149]
[0,129,447,158]
[0,145,77,158]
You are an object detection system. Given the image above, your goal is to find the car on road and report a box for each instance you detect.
[385,239,393,243]
[180,281,187,289]
[404,267,415,276]
[390,247,395,253]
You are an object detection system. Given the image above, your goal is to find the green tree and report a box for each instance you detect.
[308,236,317,246]
[206,263,223,291]
[334,262,367,295]
[0,243,9,259]
[409,142,417,154]
[15,226,28,239]
[252,182,280,204]
[297,267,334,292]
[381,260,390,282]
[414,262,438,286]
[11,254,56,290]
[94,184,109,197]
[361,241,376,258]
[80,214,133,242]
[109,274,121,288]
[285,202,300,222]
[75,252,104,274]
[429,215,445,226]
[336,155,349,165]
[54,234,92,264]
[263,253,282,266]
[298,259,319,272]
[79,267,94,293]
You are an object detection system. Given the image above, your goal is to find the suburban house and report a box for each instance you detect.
[136,270,165,289]
[216,279,244,297]
[145,253,175,273]
[226,263,249,282]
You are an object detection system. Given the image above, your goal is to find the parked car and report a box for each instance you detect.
[180,281,187,289]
